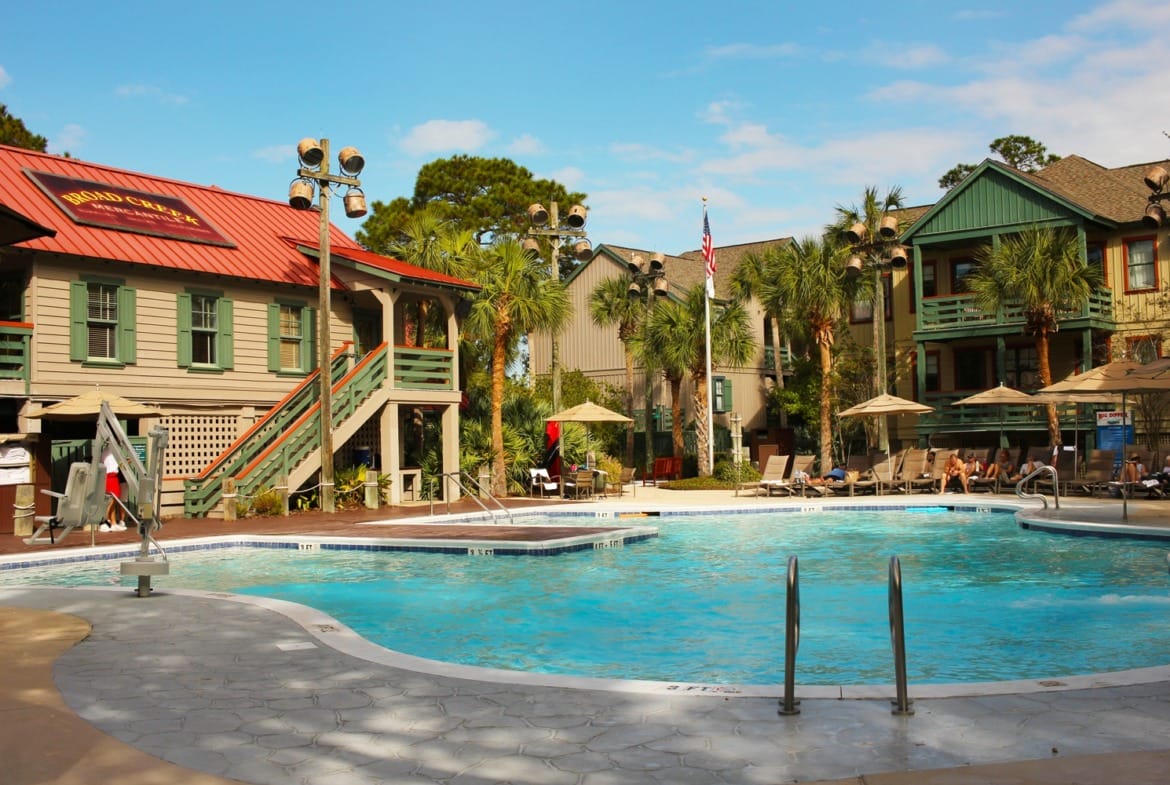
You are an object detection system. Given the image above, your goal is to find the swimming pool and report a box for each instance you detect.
[4,507,1170,685]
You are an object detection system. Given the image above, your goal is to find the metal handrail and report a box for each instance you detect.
[888,555,914,716]
[1014,464,1060,509]
[437,471,514,525]
[778,555,801,716]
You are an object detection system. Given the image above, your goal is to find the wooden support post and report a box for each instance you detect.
[13,484,35,537]
[222,478,237,521]
[364,470,380,509]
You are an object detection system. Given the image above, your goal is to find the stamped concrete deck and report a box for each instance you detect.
[3,486,1170,784]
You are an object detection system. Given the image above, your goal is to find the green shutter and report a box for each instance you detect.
[719,377,733,413]
[118,286,136,364]
[176,293,192,368]
[303,307,317,371]
[219,298,234,370]
[69,280,87,362]
[266,303,281,372]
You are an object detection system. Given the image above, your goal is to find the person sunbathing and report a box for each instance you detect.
[985,450,1014,481]
[943,452,968,493]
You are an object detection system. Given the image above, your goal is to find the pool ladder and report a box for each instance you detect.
[1014,464,1061,509]
[433,471,514,525]
[779,555,913,716]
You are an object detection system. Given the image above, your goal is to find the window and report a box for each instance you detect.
[267,301,316,373]
[177,291,234,371]
[1086,242,1106,286]
[953,348,987,390]
[850,274,892,323]
[924,352,940,392]
[69,278,136,365]
[713,376,732,413]
[921,261,937,298]
[950,258,975,294]
[1004,346,1039,390]
[1127,335,1162,364]
[1125,238,1156,291]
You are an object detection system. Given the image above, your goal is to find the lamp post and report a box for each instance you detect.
[1141,164,1170,228]
[288,138,367,513]
[525,201,590,412]
[844,217,908,454]
[626,252,668,478]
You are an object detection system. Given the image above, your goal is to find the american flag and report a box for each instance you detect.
[702,207,715,298]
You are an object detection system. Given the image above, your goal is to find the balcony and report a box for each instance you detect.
[0,320,32,384]
[393,346,454,389]
[915,288,1113,339]
[917,391,1112,438]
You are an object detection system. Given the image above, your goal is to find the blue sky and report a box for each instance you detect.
[3,1,1170,255]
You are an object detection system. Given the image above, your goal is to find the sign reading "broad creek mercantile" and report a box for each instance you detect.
[24,169,236,247]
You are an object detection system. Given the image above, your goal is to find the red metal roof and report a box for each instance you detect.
[0,144,475,292]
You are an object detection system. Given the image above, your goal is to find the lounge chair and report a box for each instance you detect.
[1074,449,1115,497]
[817,455,871,496]
[530,467,559,497]
[873,449,908,495]
[757,454,793,496]
[900,448,937,494]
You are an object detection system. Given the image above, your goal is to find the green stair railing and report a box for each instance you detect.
[230,343,389,511]
[183,342,382,517]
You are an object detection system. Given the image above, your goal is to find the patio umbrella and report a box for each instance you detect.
[951,383,1038,449]
[839,394,933,483]
[1038,361,1170,521]
[26,389,165,419]
[838,393,932,417]
[546,401,632,494]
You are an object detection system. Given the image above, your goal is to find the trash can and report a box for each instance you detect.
[353,447,373,468]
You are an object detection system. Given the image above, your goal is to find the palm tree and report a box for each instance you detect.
[968,225,1104,444]
[769,235,857,475]
[830,186,905,452]
[731,245,793,424]
[462,238,571,496]
[643,283,755,477]
[386,206,477,347]
[589,275,643,467]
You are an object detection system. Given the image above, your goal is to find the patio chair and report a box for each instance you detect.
[756,454,793,496]
[565,469,596,500]
[816,454,870,496]
[606,466,636,498]
[928,449,960,493]
[529,467,559,497]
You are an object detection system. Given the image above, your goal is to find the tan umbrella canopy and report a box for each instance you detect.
[1039,361,1170,521]
[951,383,1037,448]
[547,401,632,423]
[26,389,165,419]
[839,393,932,417]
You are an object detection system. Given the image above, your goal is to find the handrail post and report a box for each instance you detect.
[778,555,801,716]
[889,555,914,716]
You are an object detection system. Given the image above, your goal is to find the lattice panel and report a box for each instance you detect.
[159,415,239,477]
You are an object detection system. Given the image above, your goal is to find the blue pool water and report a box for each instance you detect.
[5,508,1170,685]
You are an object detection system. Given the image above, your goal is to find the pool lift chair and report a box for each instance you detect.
[25,400,170,597]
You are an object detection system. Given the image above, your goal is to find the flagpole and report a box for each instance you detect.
[702,198,716,475]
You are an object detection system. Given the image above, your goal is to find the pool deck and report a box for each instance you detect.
[3,487,1170,784]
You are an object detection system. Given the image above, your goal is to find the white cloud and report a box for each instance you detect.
[864,42,949,70]
[399,119,494,157]
[49,124,85,154]
[507,133,544,156]
[114,84,188,105]
[253,144,295,164]
[549,166,586,190]
[699,99,747,126]
[0,66,10,89]
[609,142,695,165]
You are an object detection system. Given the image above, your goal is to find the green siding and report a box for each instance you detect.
[914,169,1079,240]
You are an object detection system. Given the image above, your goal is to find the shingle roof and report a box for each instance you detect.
[1019,154,1156,224]
[600,238,792,300]
[0,144,474,293]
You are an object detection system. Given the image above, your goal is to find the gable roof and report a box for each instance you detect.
[902,155,1163,244]
[0,144,475,293]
